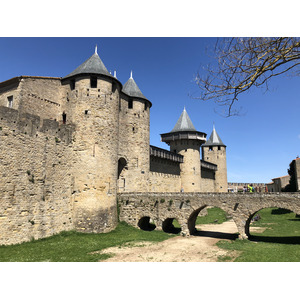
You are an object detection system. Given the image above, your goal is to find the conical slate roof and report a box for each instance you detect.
[171,108,196,132]
[122,72,148,100]
[203,125,226,147]
[63,49,112,79]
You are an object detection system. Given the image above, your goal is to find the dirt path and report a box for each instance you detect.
[100,220,242,262]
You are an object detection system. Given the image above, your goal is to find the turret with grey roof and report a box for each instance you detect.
[202,125,226,147]
[122,71,152,107]
[161,107,206,145]
[62,46,120,85]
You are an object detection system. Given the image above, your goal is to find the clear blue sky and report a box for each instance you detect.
[1,37,299,183]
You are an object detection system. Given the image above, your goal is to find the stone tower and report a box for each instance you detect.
[161,108,206,192]
[118,71,152,192]
[202,125,227,192]
[61,47,122,233]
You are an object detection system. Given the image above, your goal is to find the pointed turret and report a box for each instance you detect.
[161,108,206,145]
[171,107,196,132]
[160,108,207,192]
[122,71,148,101]
[202,124,227,192]
[203,125,226,147]
[63,47,113,79]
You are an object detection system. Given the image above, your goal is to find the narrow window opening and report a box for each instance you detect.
[209,146,213,151]
[62,112,67,124]
[85,110,89,115]
[144,102,147,111]
[70,79,75,90]
[112,82,117,93]
[218,146,221,150]
[90,76,97,88]
[7,96,13,108]
[128,99,133,109]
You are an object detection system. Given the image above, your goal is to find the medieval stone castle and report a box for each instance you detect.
[0,47,227,245]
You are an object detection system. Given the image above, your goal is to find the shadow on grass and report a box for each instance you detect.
[194,230,239,240]
[249,235,300,244]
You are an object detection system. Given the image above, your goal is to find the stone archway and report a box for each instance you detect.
[187,205,239,240]
[117,157,127,192]
[245,206,300,241]
[187,205,207,235]
[162,218,181,234]
[138,216,156,231]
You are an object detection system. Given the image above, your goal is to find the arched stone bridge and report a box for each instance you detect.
[118,192,300,239]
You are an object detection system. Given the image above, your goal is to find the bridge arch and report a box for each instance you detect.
[138,216,156,231]
[187,204,239,239]
[187,205,207,235]
[245,203,300,238]
[162,217,181,234]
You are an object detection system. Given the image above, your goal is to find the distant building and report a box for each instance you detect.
[266,175,290,192]
[228,182,266,193]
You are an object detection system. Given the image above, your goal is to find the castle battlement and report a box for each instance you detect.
[0,105,74,144]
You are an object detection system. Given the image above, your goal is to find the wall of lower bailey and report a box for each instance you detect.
[0,106,74,245]
[148,172,181,192]
[18,77,62,121]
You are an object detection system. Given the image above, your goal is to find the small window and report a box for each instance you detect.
[70,79,75,90]
[209,146,213,151]
[90,76,97,88]
[218,146,221,150]
[128,99,133,109]
[7,96,13,108]
[144,102,147,111]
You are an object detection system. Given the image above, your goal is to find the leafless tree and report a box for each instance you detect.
[195,37,300,116]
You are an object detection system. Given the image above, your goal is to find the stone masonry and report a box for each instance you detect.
[118,192,300,239]
[0,46,228,245]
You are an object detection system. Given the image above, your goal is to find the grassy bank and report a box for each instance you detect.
[0,222,174,262]
[217,207,300,261]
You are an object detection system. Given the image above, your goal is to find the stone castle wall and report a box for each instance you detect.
[202,145,227,192]
[118,94,150,192]
[150,156,180,175]
[61,75,120,233]
[148,172,181,192]
[0,106,74,245]
[18,77,62,120]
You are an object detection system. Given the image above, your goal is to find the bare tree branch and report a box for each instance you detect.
[195,37,300,116]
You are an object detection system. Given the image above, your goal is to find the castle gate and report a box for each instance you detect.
[118,192,300,239]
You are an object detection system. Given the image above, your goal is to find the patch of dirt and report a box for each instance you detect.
[99,220,246,262]
[250,226,267,233]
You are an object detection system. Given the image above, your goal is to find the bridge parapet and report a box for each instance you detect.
[118,192,300,239]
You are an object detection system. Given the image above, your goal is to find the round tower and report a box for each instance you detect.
[161,108,206,192]
[118,71,152,192]
[61,47,122,233]
[202,125,227,192]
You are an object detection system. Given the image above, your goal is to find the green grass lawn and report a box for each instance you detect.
[0,222,174,262]
[217,207,300,261]
[196,207,229,225]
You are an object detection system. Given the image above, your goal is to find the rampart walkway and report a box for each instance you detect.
[118,192,300,239]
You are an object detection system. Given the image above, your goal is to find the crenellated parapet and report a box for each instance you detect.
[0,105,74,144]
